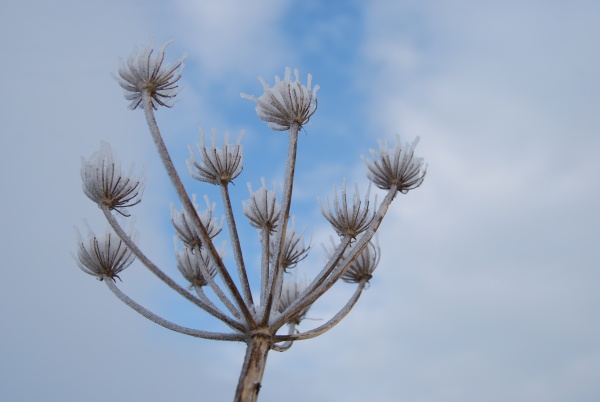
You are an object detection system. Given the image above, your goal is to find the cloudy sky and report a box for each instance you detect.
[1,0,599,401]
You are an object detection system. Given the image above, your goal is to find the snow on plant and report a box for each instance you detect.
[74,41,427,402]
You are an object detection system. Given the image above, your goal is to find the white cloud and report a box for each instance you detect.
[172,0,293,80]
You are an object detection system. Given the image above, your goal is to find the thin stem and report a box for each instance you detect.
[220,183,254,309]
[262,122,300,325]
[271,235,351,329]
[194,255,243,320]
[141,93,256,329]
[274,282,365,342]
[271,323,296,352]
[102,205,245,332]
[105,279,245,341]
[193,284,224,315]
[259,227,271,308]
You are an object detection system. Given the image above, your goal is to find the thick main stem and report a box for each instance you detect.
[234,335,272,402]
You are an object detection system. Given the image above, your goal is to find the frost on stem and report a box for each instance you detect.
[74,227,136,282]
[81,142,145,217]
[188,129,244,185]
[243,178,281,233]
[171,195,223,250]
[319,180,376,238]
[115,41,186,110]
[277,279,310,325]
[175,244,224,288]
[241,68,319,131]
[363,135,427,194]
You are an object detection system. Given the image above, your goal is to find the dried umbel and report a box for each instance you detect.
[341,241,381,284]
[75,228,136,281]
[277,279,310,325]
[115,41,186,110]
[171,195,223,250]
[241,68,319,131]
[81,142,145,217]
[188,129,244,185]
[270,226,310,271]
[242,179,281,232]
[364,135,427,194]
[319,181,376,238]
[175,245,221,288]
[76,41,427,402]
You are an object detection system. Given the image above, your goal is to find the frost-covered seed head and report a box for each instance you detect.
[271,222,310,271]
[363,135,427,194]
[277,279,310,325]
[175,244,222,288]
[171,195,223,250]
[187,129,244,185]
[241,68,319,131]
[319,180,376,238]
[75,228,136,282]
[115,41,186,110]
[341,241,380,284]
[242,178,281,232]
[81,142,145,217]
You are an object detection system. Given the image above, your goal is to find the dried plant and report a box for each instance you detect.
[74,41,426,402]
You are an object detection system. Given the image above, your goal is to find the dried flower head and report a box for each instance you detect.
[171,195,223,250]
[241,68,319,131]
[187,129,244,185]
[175,244,223,288]
[115,41,186,110]
[277,279,310,325]
[341,241,381,284]
[75,227,136,282]
[81,142,145,217]
[319,180,376,238]
[363,135,427,194]
[242,178,281,232]
[271,222,310,271]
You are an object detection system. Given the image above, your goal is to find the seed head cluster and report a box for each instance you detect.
[241,68,319,131]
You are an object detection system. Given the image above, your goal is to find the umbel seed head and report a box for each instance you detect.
[171,195,223,250]
[363,135,427,194]
[75,227,136,282]
[81,142,145,217]
[241,68,319,131]
[243,178,281,232]
[115,41,186,110]
[341,240,381,284]
[175,244,222,288]
[319,180,376,239]
[187,129,244,185]
[270,223,310,271]
[277,279,310,325]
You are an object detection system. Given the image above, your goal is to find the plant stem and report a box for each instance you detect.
[234,334,272,402]
[105,278,244,341]
[102,205,245,332]
[141,93,256,329]
[220,182,254,309]
[262,122,300,324]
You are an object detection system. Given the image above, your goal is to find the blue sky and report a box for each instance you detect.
[1,1,599,401]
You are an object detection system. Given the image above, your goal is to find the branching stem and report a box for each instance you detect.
[102,205,245,332]
[220,182,254,310]
[141,92,256,329]
[262,122,300,324]
[105,278,245,341]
